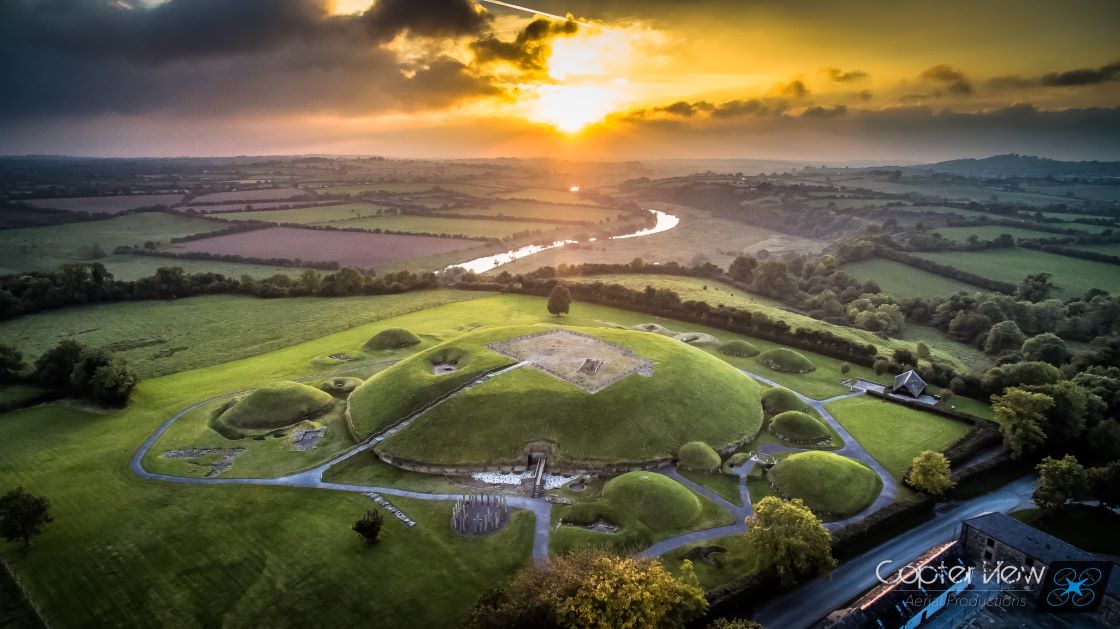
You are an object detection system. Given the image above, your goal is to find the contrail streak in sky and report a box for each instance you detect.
[478,0,606,29]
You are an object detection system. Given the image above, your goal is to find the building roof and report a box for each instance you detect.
[963,512,1120,600]
[892,369,926,397]
[818,542,966,629]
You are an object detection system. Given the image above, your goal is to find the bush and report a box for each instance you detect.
[758,348,815,373]
[364,328,422,350]
[678,442,721,472]
[719,340,760,357]
[761,387,807,415]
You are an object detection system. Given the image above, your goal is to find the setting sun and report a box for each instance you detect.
[525,83,622,133]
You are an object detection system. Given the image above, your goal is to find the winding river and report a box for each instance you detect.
[446,209,680,274]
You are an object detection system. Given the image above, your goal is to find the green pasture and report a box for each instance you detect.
[840,258,978,298]
[914,248,1120,296]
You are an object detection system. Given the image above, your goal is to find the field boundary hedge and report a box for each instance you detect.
[876,247,1017,294]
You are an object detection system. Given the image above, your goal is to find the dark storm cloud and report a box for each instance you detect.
[0,0,509,118]
[988,60,1120,90]
[362,0,491,42]
[822,68,870,83]
[1041,61,1120,86]
[471,17,578,71]
[919,64,973,95]
[801,105,847,118]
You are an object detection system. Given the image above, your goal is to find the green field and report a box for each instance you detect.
[0,212,225,275]
[1068,242,1120,256]
[219,202,395,224]
[933,225,1079,242]
[575,273,975,372]
[317,215,566,238]
[439,200,624,223]
[825,396,970,479]
[915,248,1120,297]
[490,187,593,204]
[0,290,486,378]
[0,309,538,627]
[841,258,978,298]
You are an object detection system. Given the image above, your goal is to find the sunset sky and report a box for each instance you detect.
[1,0,1118,161]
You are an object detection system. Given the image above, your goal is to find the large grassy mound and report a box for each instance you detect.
[365,327,422,350]
[758,348,815,373]
[768,451,880,517]
[214,382,334,434]
[368,325,764,466]
[719,339,760,357]
[601,471,702,530]
[769,411,830,443]
[761,387,808,415]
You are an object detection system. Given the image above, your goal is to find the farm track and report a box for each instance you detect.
[132,362,894,568]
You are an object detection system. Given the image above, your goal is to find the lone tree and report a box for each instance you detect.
[464,549,706,629]
[906,451,955,495]
[1033,455,1087,512]
[745,497,836,586]
[353,509,384,545]
[993,388,1053,459]
[0,487,54,549]
[547,285,572,316]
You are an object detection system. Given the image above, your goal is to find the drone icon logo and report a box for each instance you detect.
[1038,561,1112,614]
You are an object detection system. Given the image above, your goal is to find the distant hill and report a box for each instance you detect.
[913,154,1120,178]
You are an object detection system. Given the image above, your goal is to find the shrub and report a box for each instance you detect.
[719,340,760,357]
[364,328,422,350]
[678,442,721,472]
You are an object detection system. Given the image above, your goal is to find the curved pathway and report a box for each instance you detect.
[132,362,897,568]
[639,371,898,557]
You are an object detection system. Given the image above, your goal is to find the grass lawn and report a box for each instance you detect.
[565,273,974,373]
[1011,506,1120,556]
[679,470,742,506]
[662,535,762,591]
[841,258,978,298]
[0,327,536,627]
[825,396,970,479]
[914,248,1120,297]
[0,212,224,275]
[0,290,486,378]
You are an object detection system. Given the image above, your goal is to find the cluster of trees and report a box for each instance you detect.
[8,339,140,406]
[0,263,441,320]
[464,549,708,629]
[1033,454,1119,511]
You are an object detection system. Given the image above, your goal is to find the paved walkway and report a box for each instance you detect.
[638,370,897,557]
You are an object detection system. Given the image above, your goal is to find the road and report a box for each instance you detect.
[752,475,1036,629]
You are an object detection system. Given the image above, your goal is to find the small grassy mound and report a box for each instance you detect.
[719,339,760,357]
[678,442,721,472]
[631,322,675,336]
[674,332,719,347]
[761,387,808,415]
[768,451,880,517]
[769,411,830,443]
[758,348,815,373]
[318,377,363,396]
[365,328,422,350]
[602,471,701,530]
[215,382,334,434]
